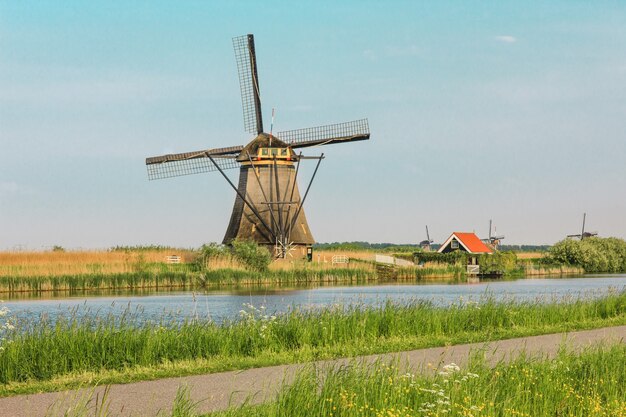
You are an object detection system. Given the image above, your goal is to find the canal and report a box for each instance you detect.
[2,274,624,325]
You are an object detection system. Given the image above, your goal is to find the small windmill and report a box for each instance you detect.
[567,213,597,240]
[145,34,370,259]
[419,226,434,251]
[483,219,504,250]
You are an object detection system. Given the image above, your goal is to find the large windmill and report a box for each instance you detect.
[567,213,597,240]
[145,34,370,258]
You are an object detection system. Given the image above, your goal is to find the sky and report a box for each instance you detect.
[1,1,625,250]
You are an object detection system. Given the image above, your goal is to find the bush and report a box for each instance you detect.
[478,251,518,275]
[548,237,626,273]
[230,240,272,272]
[195,243,228,270]
[414,251,468,265]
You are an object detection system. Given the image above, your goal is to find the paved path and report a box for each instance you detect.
[1,325,625,417]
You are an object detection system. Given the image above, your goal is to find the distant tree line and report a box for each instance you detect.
[313,242,422,252]
[498,244,551,252]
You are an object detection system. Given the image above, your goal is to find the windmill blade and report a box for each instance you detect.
[233,34,263,134]
[277,119,370,149]
[145,145,243,180]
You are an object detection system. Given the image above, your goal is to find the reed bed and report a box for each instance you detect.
[0,250,195,278]
[198,267,375,286]
[0,271,195,293]
[523,264,584,276]
[0,290,624,391]
[211,344,626,417]
[0,267,375,295]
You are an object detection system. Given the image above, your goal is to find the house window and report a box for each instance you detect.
[451,240,459,249]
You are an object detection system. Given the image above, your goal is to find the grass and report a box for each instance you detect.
[209,344,626,417]
[43,345,626,416]
[1,289,625,396]
[1,248,474,295]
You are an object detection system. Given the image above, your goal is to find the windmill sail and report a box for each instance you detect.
[145,146,243,180]
[145,34,371,259]
[233,34,263,134]
[277,119,370,148]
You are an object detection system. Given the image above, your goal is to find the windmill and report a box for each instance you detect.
[419,226,434,251]
[567,213,597,240]
[145,34,370,259]
[483,219,504,250]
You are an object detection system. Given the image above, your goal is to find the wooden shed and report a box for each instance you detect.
[438,232,493,275]
[438,232,493,254]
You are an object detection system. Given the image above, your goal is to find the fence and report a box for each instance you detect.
[331,255,349,265]
[165,255,181,264]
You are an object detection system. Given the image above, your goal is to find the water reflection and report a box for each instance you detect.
[2,274,624,326]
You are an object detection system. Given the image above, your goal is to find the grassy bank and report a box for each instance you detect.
[1,290,625,396]
[209,344,626,417]
[0,267,379,295]
[1,247,481,295]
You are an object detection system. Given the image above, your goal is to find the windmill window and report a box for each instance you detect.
[271,149,278,156]
[281,149,287,156]
[261,149,268,156]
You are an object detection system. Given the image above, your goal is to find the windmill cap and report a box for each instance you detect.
[236,133,295,161]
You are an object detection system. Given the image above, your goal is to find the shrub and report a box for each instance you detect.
[548,237,626,273]
[195,243,229,270]
[478,251,518,275]
[230,240,272,272]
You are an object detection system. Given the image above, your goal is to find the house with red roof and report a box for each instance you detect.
[437,232,493,254]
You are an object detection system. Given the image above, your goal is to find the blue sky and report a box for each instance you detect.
[1,1,625,249]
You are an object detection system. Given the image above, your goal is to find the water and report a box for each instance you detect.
[2,274,625,325]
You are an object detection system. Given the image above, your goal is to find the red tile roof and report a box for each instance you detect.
[452,232,493,253]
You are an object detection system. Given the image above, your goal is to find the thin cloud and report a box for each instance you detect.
[0,181,35,197]
[385,45,420,57]
[495,35,517,43]
[363,49,377,61]
[0,181,19,195]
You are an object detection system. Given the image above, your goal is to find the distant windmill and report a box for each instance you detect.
[483,219,504,250]
[419,226,434,251]
[145,34,370,259]
[567,213,598,240]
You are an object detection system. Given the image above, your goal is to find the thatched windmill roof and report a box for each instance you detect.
[236,133,296,162]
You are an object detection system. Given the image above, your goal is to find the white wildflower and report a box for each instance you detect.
[442,363,460,373]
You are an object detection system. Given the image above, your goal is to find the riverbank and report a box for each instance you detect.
[0,248,590,296]
[2,326,624,416]
[1,290,624,397]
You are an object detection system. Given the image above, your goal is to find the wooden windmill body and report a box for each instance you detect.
[145,35,370,258]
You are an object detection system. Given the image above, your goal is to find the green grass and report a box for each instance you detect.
[0,267,379,295]
[1,290,625,396]
[209,344,626,417]
[0,270,195,293]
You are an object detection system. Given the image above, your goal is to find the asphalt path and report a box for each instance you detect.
[1,325,624,417]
